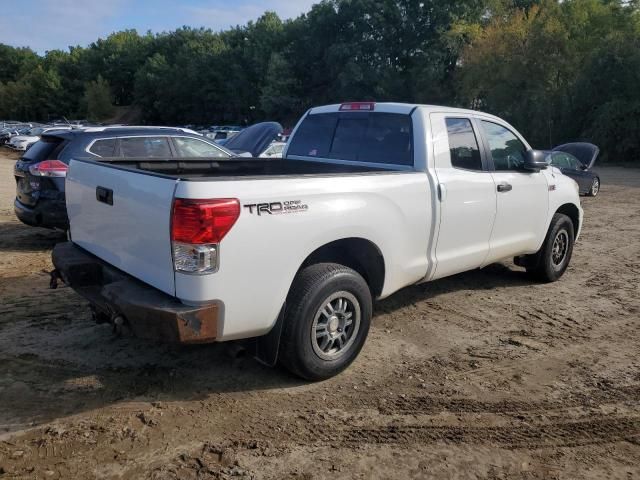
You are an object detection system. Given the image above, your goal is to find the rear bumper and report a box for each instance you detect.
[52,242,219,344]
[15,198,69,230]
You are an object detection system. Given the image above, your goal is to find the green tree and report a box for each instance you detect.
[260,53,302,122]
[1,0,639,160]
[456,0,640,151]
[85,30,153,105]
[0,45,39,83]
[84,75,114,121]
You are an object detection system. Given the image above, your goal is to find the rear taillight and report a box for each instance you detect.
[171,198,240,274]
[28,160,68,177]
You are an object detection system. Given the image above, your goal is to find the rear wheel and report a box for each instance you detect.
[526,213,575,282]
[587,177,600,197]
[279,263,372,381]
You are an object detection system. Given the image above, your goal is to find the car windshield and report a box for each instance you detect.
[28,128,45,135]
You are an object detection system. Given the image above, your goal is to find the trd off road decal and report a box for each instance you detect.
[244,200,309,216]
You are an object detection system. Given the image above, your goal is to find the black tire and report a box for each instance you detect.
[526,213,575,282]
[279,263,372,381]
[587,177,600,197]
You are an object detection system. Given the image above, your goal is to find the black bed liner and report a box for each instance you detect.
[72,156,401,180]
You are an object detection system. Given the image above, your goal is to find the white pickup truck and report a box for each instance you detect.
[52,102,582,380]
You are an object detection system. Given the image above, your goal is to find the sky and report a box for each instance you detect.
[0,0,319,53]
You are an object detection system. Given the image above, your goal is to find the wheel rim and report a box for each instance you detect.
[551,229,569,267]
[591,178,599,196]
[311,291,361,361]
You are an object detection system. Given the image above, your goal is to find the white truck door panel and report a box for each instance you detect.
[66,159,178,295]
[486,171,549,262]
[429,113,497,280]
[475,119,550,263]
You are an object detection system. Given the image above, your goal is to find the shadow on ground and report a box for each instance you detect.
[0,256,539,435]
[0,221,66,252]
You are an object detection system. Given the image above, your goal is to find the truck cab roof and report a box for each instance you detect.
[308,102,506,122]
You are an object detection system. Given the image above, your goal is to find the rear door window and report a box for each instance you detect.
[88,138,117,157]
[288,112,413,166]
[120,137,172,158]
[445,118,483,171]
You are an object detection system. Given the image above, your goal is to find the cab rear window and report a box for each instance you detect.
[288,112,413,166]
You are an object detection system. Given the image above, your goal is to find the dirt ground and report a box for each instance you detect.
[0,149,638,480]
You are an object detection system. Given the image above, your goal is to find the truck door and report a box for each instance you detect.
[476,119,549,263]
[429,113,497,280]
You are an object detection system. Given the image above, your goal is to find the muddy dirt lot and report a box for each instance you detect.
[0,150,638,479]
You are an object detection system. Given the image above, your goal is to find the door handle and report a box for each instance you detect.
[96,186,113,205]
[497,183,512,193]
[438,183,447,202]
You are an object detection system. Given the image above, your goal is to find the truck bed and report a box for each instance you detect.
[78,157,394,180]
[66,155,422,300]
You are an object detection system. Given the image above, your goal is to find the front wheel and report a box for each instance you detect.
[526,213,575,282]
[587,177,600,197]
[279,263,372,381]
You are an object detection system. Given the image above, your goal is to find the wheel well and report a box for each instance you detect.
[556,203,580,235]
[300,238,385,298]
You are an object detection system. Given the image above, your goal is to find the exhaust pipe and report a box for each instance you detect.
[226,342,247,360]
[112,314,126,336]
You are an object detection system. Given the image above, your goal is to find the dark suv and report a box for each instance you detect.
[14,127,235,230]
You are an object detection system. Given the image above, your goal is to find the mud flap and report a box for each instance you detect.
[49,269,63,289]
[252,305,285,367]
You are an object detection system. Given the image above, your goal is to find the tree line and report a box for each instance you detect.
[1,0,639,161]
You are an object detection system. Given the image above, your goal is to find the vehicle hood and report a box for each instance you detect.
[552,142,599,169]
[223,122,283,157]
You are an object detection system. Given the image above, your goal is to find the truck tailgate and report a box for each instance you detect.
[66,160,178,295]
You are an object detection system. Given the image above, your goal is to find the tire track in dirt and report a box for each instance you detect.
[335,417,640,449]
[376,385,640,415]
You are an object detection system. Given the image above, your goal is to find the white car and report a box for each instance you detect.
[53,102,582,380]
[9,126,72,151]
[260,141,286,158]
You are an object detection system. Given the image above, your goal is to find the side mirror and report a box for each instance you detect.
[523,150,549,172]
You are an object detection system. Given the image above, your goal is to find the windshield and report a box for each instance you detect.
[28,128,45,136]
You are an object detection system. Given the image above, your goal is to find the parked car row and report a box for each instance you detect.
[1,120,90,151]
[191,125,245,142]
[1,123,36,145]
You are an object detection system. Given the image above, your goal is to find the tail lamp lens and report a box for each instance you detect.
[339,102,375,111]
[171,198,240,274]
[29,160,68,177]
